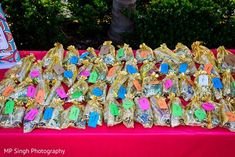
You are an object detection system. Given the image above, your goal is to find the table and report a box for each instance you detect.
[0,50,235,157]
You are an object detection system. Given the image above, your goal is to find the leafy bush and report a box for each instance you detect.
[66,0,111,39]
[124,0,235,49]
[1,0,112,50]
[1,0,235,50]
[1,0,66,50]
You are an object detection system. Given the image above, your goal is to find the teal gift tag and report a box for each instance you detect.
[80,52,89,59]
[179,63,188,73]
[126,65,137,74]
[212,77,223,89]
[64,70,73,78]
[92,87,103,97]
[70,56,78,64]
[118,85,127,99]
[43,107,53,120]
[160,63,169,74]
[88,112,99,128]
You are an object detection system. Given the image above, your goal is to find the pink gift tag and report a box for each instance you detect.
[30,70,40,78]
[56,88,67,99]
[24,109,38,121]
[138,97,150,111]
[80,70,90,77]
[202,103,215,111]
[27,85,36,98]
[164,79,173,89]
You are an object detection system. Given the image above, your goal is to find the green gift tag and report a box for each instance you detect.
[123,99,134,110]
[72,90,82,99]
[194,109,206,121]
[117,48,124,58]
[172,103,183,117]
[4,100,15,114]
[109,103,119,116]
[69,106,80,121]
[233,81,235,88]
[88,71,99,83]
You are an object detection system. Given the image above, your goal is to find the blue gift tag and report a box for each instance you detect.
[70,56,78,64]
[88,111,99,128]
[212,77,223,89]
[160,63,169,74]
[126,65,138,74]
[43,107,53,120]
[179,63,188,73]
[64,70,73,78]
[92,87,103,97]
[80,52,89,59]
[118,85,127,99]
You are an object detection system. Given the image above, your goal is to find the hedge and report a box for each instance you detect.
[1,0,235,50]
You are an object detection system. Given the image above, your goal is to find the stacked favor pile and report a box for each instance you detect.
[0,41,234,133]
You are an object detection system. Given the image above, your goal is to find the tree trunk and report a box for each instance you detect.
[108,0,136,44]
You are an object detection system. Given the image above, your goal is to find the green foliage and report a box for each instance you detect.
[67,0,111,38]
[1,0,235,50]
[125,0,235,49]
[2,0,66,50]
[1,0,111,50]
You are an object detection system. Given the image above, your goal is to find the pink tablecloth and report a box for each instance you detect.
[0,50,235,157]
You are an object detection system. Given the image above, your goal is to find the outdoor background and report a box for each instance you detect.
[1,0,235,50]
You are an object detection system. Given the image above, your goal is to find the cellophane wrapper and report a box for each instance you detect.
[162,73,179,96]
[104,99,123,127]
[67,77,89,102]
[23,102,44,133]
[0,99,25,128]
[184,96,206,127]
[84,99,103,126]
[154,43,178,63]
[38,99,63,130]
[179,74,194,101]
[220,98,235,132]
[116,43,134,62]
[134,96,153,128]
[99,41,116,66]
[136,43,155,63]
[150,95,171,126]
[122,97,135,128]
[142,74,162,97]
[60,103,86,129]
[88,81,107,104]
[169,95,185,127]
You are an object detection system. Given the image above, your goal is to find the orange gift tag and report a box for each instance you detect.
[35,89,45,104]
[133,80,142,91]
[140,51,148,58]
[186,77,194,86]
[226,112,235,122]
[107,66,117,77]
[2,85,14,97]
[157,98,168,109]
[149,80,160,85]
[204,63,213,74]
